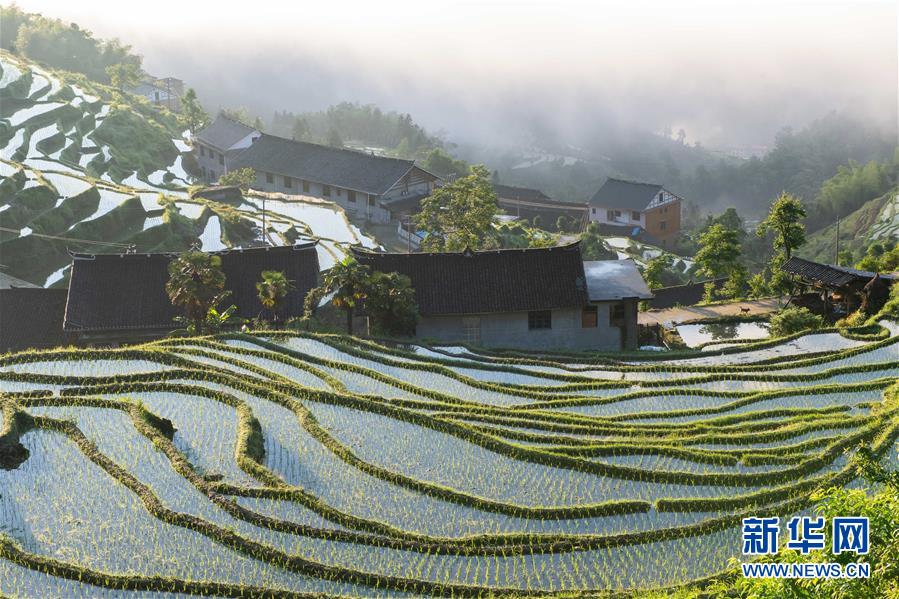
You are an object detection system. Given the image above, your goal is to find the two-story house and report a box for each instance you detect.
[587,178,682,247]
[193,115,441,224]
[193,115,262,183]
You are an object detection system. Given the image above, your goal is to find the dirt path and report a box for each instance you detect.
[639,298,783,326]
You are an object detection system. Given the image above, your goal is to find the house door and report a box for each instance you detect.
[461,317,481,345]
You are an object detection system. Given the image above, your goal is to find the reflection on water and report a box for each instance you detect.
[676,322,770,348]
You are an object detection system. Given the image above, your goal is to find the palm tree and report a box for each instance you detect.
[166,251,229,334]
[256,270,294,324]
[323,258,370,335]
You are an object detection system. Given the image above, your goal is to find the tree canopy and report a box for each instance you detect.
[166,251,230,334]
[757,192,807,259]
[2,5,143,84]
[416,165,499,252]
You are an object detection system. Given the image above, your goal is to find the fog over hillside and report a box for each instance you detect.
[8,0,897,152]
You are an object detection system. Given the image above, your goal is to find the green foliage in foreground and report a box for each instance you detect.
[768,307,826,338]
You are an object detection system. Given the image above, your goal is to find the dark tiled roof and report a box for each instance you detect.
[0,288,69,352]
[195,115,258,151]
[588,178,663,210]
[352,243,588,316]
[64,243,320,333]
[493,184,551,202]
[228,134,417,196]
[377,192,431,214]
[781,256,898,288]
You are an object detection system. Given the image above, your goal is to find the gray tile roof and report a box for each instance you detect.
[781,256,898,287]
[588,178,664,211]
[352,243,588,316]
[64,243,320,332]
[195,115,258,151]
[228,134,418,196]
[493,184,551,202]
[583,259,653,301]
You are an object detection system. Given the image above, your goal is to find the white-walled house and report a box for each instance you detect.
[193,115,261,182]
[193,115,441,224]
[587,178,683,247]
[352,243,652,351]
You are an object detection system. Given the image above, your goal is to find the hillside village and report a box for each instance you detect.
[1,4,899,599]
[1,42,898,354]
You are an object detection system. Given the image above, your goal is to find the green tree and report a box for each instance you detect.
[256,270,294,324]
[291,117,309,141]
[757,192,807,259]
[166,251,229,334]
[179,88,209,133]
[579,223,617,260]
[694,223,742,280]
[366,271,418,336]
[769,306,825,337]
[322,258,370,334]
[218,168,257,189]
[106,61,141,92]
[327,127,343,148]
[643,255,673,290]
[420,148,469,179]
[416,165,499,252]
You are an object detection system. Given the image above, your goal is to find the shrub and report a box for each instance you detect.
[768,307,825,337]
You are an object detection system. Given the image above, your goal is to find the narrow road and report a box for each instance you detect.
[639,297,783,326]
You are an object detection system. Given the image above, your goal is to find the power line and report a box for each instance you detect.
[0,227,132,248]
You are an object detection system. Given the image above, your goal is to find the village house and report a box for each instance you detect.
[193,115,262,182]
[193,115,441,224]
[129,77,184,112]
[781,256,897,316]
[0,271,71,352]
[63,243,320,345]
[587,178,682,247]
[493,184,588,231]
[352,243,651,350]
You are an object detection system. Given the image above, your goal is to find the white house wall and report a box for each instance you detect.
[415,305,623,351]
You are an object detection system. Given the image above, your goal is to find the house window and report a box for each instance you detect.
[610,303,625,325]
[218,153,224,165]
[581,306,598,328]
[201,166,206,178]
[209,170,215,180]
[631,211,641,221]
[337,188,342,197]
[266,172,273,184]
[592,208,596,214]
[322,185,331,197]
[284,176,292,188]
[528,310,552,330]
[368,195,375,206]
[302,180,310,193]
[660,221,667,231]
[347,190,356,203]
[658,192,664,201]
[199,146,205,157]
[607,209,621,220]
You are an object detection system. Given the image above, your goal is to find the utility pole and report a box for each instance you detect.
[262,196,268,246]
[834,217,840,265]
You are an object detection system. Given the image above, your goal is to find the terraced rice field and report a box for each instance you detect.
[0,53,378,287]
[0,322,897,597]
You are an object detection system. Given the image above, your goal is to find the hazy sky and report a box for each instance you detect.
[8,0,898,149]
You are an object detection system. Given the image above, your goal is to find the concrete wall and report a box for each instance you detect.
[415,305,625,351]
[588,205,645,227]
[196,143,225,182]
[249,172,392,223]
